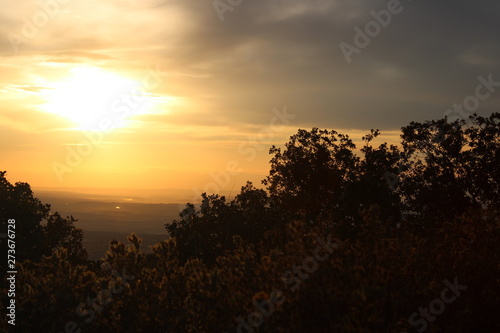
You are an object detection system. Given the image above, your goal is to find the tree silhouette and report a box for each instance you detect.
[43,212,87,263]
[165,182,285,263]
[262,128,360,223]
[261,113,500,236]
[0,171,50,262]
[398,113,500,229]
[0,171,87,264]
[2,114,500,332]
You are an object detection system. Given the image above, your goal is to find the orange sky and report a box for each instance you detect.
[1,0,497,197]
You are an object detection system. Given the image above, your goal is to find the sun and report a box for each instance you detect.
[41,66,154,130]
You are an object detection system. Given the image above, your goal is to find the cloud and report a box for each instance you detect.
[1,0,499,131]
[1,0,499,188]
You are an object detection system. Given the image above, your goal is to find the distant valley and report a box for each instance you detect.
[34,189,189,259]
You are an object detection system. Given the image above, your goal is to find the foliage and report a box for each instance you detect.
[3,207,498,332]
[165,182,286,264]
[43,213,87,264]
[0,171,50,262]
[0,171,87,265]
[1,114,499,332]
[398,113,500,229]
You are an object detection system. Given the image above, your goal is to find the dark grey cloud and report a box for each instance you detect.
[145,0,500,130]
[2,0,499,132]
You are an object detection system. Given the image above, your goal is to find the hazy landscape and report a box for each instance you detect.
[1,0,499,332]
[34,189,196,259]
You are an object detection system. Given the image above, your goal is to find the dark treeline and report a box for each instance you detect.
[1,113,499,332]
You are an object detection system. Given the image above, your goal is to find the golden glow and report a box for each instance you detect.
[40,66,154,131]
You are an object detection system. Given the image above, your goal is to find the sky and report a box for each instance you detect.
[0,0,499,199]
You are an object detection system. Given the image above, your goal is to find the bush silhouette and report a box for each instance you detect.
[1,114,499,332]
[0,171,87,266]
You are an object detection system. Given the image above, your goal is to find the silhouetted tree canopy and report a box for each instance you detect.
[2,114,499,332]
[398,113,500,228]
[166,182,285,263]
[0,171,87,265]
[262,113,499,236]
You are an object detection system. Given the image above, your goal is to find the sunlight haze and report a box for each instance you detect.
[1,0,498,193]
